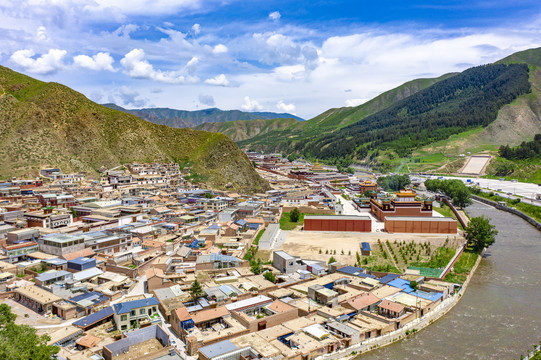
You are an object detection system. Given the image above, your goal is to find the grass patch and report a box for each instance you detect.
[253,228,265,246]
[279,212,318,230]
[444,249,479,284]
[433,202,465,230]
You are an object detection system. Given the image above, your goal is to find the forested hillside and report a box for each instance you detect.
[239,73,454,151]
[499,134,541,160]
[296,64,530,161]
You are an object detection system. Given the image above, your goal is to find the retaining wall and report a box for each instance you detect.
[472,195,541,232]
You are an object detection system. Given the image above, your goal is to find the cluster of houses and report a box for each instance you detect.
[0,158,461,360]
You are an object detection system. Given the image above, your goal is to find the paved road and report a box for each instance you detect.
[418,175,541,204]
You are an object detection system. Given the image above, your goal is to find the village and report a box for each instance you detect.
[0,153,469,360]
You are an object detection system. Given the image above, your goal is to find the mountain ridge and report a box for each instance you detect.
[102,103,303,128]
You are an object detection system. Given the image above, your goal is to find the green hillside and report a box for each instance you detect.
[0,66,269,193]
[195,118,299,142]
[239,73,456,151]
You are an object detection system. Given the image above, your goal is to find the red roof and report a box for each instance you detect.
[5,242,37,250]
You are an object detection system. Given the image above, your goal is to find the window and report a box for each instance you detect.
[131,310,135,316]
[121,325,127,330]
[121,315,127,321]
[140,309,145,315]
[152,307,157,313]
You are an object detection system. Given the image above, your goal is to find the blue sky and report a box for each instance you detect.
[1,0,541,119]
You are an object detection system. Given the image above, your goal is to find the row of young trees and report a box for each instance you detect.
[425,178,472,208]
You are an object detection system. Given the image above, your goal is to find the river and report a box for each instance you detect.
[357,201,541,359]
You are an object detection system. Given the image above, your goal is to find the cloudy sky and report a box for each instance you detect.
[2,0,541,119]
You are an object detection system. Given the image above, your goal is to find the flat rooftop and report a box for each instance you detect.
[385,216,457,222]
[304,215,371,221]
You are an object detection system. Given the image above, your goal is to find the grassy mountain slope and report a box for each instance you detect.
[0,66,269,193]
[239,73,456,150]
[194,118,299,142]
[103,104,303,128]
[372,48,541,177]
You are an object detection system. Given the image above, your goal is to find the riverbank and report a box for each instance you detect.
[315,249,483,360]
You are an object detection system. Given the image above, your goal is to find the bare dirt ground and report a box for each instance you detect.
[459,155,492,175]
[1,298,53,326]
[279,230,458,265]
[115,338,164,360]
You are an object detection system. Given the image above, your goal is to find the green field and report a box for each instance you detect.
[279,212,314,230]
[444,249,480,284]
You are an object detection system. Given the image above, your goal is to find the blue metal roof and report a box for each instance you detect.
[113,297,159,315]
[70,291,109,306]
[199,340,238,359]
[35,270,72,282]
[73,306,113,328]
[378,274,400,284]
[68,257,96,265]
[361,242,371,251]
[234,219,247,226]
[337,266,366,276]
[411,290,443,302]
[387,278,415,293]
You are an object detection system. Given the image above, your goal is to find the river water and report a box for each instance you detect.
[358,201,541,359]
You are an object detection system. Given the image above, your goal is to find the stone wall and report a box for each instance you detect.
[472,196,541,232]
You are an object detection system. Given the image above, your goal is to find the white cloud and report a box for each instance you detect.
[120,48,187,83]
[241,96,262,111]
[276,100,296,114]
[269,11,281,21]
[185,56,199,76]
[345,98,367,107]
[252,32,301,65]
[205,74,229,86]
[88,0,201,16]
[10,48,67,75]
[213,44,228,54]
[73,52,116,71]
[36,26,48,42]
[192,23,201,35]
[198,93,215,106]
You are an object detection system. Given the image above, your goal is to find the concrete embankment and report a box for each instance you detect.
[472,195,541,232]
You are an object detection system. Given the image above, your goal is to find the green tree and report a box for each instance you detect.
[0,305,59,360]
[0,304,16,326]
[289,207,301,223]
[263,271,276,283]
[189,279,205,301]
[452,186,472,208]
[465,216,498,252]
[328,256,337,264]
[410,280,419,291]
[203,192,213,199]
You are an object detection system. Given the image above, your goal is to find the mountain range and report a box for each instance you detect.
[102,104,303,128]
[233,47,541,173]
[0,66,269,193]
